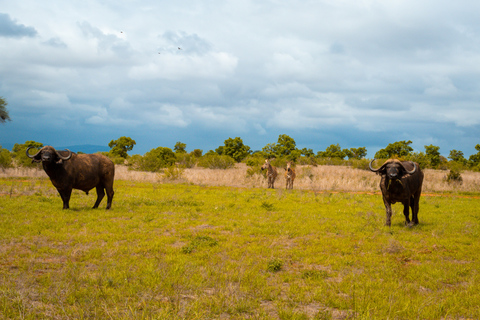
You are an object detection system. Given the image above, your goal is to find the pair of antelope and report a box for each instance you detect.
[261,159,295,189]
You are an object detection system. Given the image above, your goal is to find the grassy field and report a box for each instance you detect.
[1,166,480,319]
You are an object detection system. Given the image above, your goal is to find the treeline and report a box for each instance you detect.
[2,135,480,174]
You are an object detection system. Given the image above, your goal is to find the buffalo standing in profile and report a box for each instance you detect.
[27,146,115,209]
[369,159,424,227]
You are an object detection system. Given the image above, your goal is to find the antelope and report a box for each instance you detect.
[261,159,278,189]
[285,161,296,189]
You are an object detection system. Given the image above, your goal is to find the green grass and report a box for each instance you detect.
[1,178,480,319]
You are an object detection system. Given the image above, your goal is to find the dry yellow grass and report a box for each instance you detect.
[4,163,480,194]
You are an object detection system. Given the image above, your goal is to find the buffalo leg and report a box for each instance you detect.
[383,197,393,227]
[411,195,420,225]
[105,185,114,209]
[402,200,412,226]
[58,188,72,209]
[93,185,105,209]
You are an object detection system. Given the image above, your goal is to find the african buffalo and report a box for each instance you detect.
[369,159,424,227]
[27,146,115,209]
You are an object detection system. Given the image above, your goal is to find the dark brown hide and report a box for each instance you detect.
[27,146,115,209]
[369,159,424,226]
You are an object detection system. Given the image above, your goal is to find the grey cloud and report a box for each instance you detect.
[0,13,37,38]
[77,21,132,57]
[43,37,67,48]
[160,30,212,55]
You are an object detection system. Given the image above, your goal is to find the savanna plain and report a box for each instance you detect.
[1,164,480,319]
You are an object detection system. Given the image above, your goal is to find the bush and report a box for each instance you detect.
[244,154,264,167]
[125,154,143,170]
[445,162,464,184]
[267,258,283,272]
[297,156,318,166]
[0,147,13,169]
[13,141,43,168]
[175,153,197,168]
[246,165,262,178]
[350,159,371,171]
[445,170,463,184]
[139,147,176,172]
[162,165,184,180]
[197,154,235,169]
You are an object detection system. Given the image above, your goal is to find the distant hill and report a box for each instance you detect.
[0,143,109,154]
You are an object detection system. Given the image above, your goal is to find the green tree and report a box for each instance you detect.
[219,137,251,162]
[468,144,480,168]
[0,146,12,169]
[424,144,441,168]
[108,136,136,158]
[140,147,176,172]
[318,144,346,159]
[375,140,413,159]
[0,96,11,123]
[343,147,367,160]
[448,149,467,165]
[191,149,203,157]
[274,134,297,157]
[261,143,276,158]
[174,142,187,154]
[13,141,43,167]
[300,148,314,158]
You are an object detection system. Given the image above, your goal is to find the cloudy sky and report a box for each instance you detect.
[1,0,480,157]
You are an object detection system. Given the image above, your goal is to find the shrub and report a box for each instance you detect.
[350,159,371,171]
[13,141,43,168]
[163,166,184,180]
[0,147,13,169]
[246,165,262,178]
[175,153,197,168]
[125,154,143,170]
[245,155,264,167]
[197,154,235,169]
[139,147,176,172]
[445,170,463,184]
[267,258,283,272]
[445,162,463,184]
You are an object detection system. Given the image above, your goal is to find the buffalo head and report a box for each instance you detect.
[26,146,72,164]
[369,159,416,180]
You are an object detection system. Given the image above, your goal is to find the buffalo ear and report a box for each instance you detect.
[31,154,42,163]
[56,159,64,165]
[377,166,387,176]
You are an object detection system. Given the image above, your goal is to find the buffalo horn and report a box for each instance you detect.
[56,149,72,161]
[401,161,417,175]
[368,159,383,172]
[26,146,41,159]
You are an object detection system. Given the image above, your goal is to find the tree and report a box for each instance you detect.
[261,143,276,158]
[375,140,413,159]
[0,96,11,123]
[108,136,136,158]
[191,149,203,157]
[424,144,441,168]
[140,147,176,172]
[174,142,187,154]
[318,144,346,159]
[344,147,367,160]
[0,146,12,169]
[274,134,297,157]
[300,148,314,158]
[219,137,251,162]
[13,141,43,167]
[468,144,480,167]
[448,149,467,165]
